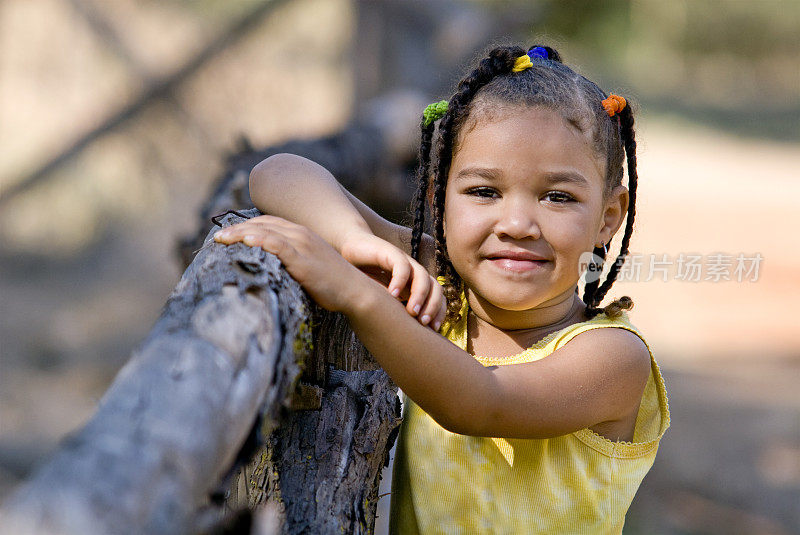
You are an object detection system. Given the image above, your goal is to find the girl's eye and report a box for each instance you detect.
[544,191,575,203]
[466,187,498,199]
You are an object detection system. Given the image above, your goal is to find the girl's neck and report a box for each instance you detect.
[466,289,588,355]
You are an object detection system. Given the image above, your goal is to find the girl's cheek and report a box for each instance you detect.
[453,221,489,257]
[543,214,588,245]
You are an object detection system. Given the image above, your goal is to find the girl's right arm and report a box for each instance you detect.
[220,153,443,327]
[248,153,372,256]
[249,153,434,269]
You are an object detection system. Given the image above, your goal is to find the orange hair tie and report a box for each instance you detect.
[601,94,626,117]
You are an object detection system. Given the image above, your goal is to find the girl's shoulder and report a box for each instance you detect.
[547,311,652,375]
[556,310,647,353]
[472,310,650,371]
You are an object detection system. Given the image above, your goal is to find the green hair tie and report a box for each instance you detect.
[422,100,449,127]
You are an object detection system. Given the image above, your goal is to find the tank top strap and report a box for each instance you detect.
[470,311,634,366]
[435,275,641,366]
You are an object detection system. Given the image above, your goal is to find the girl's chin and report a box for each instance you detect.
[468,282,576,313]
[472,290,550,312]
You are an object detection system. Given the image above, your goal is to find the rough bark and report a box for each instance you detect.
[227,313,402,534]
[215,216,403,534]
[1,208,304,534]
[0,209,402,535]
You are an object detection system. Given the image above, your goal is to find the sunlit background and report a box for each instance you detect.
[1,1,798,533]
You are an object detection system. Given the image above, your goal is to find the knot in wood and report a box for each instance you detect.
[325,428,338,442]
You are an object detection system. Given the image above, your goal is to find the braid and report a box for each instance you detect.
[581,244,606,311]
[584,104,638,319]
[432,46,525,324]
[410,121,435,261]
[432,160,463,323]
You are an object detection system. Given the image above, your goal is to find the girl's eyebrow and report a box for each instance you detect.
[455,167,590,188]
[542,171,591,188]
[454,166,503,182]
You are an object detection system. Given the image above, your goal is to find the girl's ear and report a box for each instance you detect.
[597,185,629,245]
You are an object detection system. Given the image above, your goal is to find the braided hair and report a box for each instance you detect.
[410,44,637,324]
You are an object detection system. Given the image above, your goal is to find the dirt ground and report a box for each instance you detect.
[1,119,798,534]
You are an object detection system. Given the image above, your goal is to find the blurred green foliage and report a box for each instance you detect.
[529,0,799,58]
[484,0,800,140]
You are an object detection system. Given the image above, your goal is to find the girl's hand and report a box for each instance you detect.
[214,216,445,331]
[338,231,445,330]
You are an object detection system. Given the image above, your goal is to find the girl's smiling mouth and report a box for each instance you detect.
[485,250,551,273]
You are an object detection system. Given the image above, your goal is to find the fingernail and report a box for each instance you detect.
[420,314,430,325]
[433,321,442,331]
[413,304,421,315]
[391,288,400,297]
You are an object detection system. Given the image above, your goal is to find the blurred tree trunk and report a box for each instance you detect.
[177,90,427,268]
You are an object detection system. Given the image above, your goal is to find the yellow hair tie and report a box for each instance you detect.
[602,94,627,117]
[512,54,533,73]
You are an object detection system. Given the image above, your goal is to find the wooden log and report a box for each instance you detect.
[0,209,402,535]
[213,218,403,534]
[0,209,310,534]
[229,367,401,534]
[228,317,402,534]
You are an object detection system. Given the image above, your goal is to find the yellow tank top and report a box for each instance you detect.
[388,292,671,534]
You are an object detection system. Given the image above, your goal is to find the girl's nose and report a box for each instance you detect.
[494,200,541,240]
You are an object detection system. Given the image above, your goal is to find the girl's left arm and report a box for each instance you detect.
[349,277,651,439]
[232,218,651,439]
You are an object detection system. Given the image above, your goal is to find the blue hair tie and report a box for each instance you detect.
[528,46,549,60]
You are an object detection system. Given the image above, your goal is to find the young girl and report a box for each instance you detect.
[214,44,670,533]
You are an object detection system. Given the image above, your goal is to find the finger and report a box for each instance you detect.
[405,262,431,317]
[214,221,279,243]
[431,289,448,332]
[214,214,300,238]
[216,219,306,246]
[418,277,445,328]
[359,266,393,288]
[251,223,312,251]
[243,231,298,264]
[349,245,412,299]
[385,253,411,298]
[214,222,255,243]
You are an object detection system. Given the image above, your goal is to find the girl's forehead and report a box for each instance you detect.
[456,103,592,148]
[451,105,606,185]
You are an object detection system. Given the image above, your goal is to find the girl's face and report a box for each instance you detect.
[444,105,628,317]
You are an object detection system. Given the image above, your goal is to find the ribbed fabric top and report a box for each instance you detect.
[388,292,671,534]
